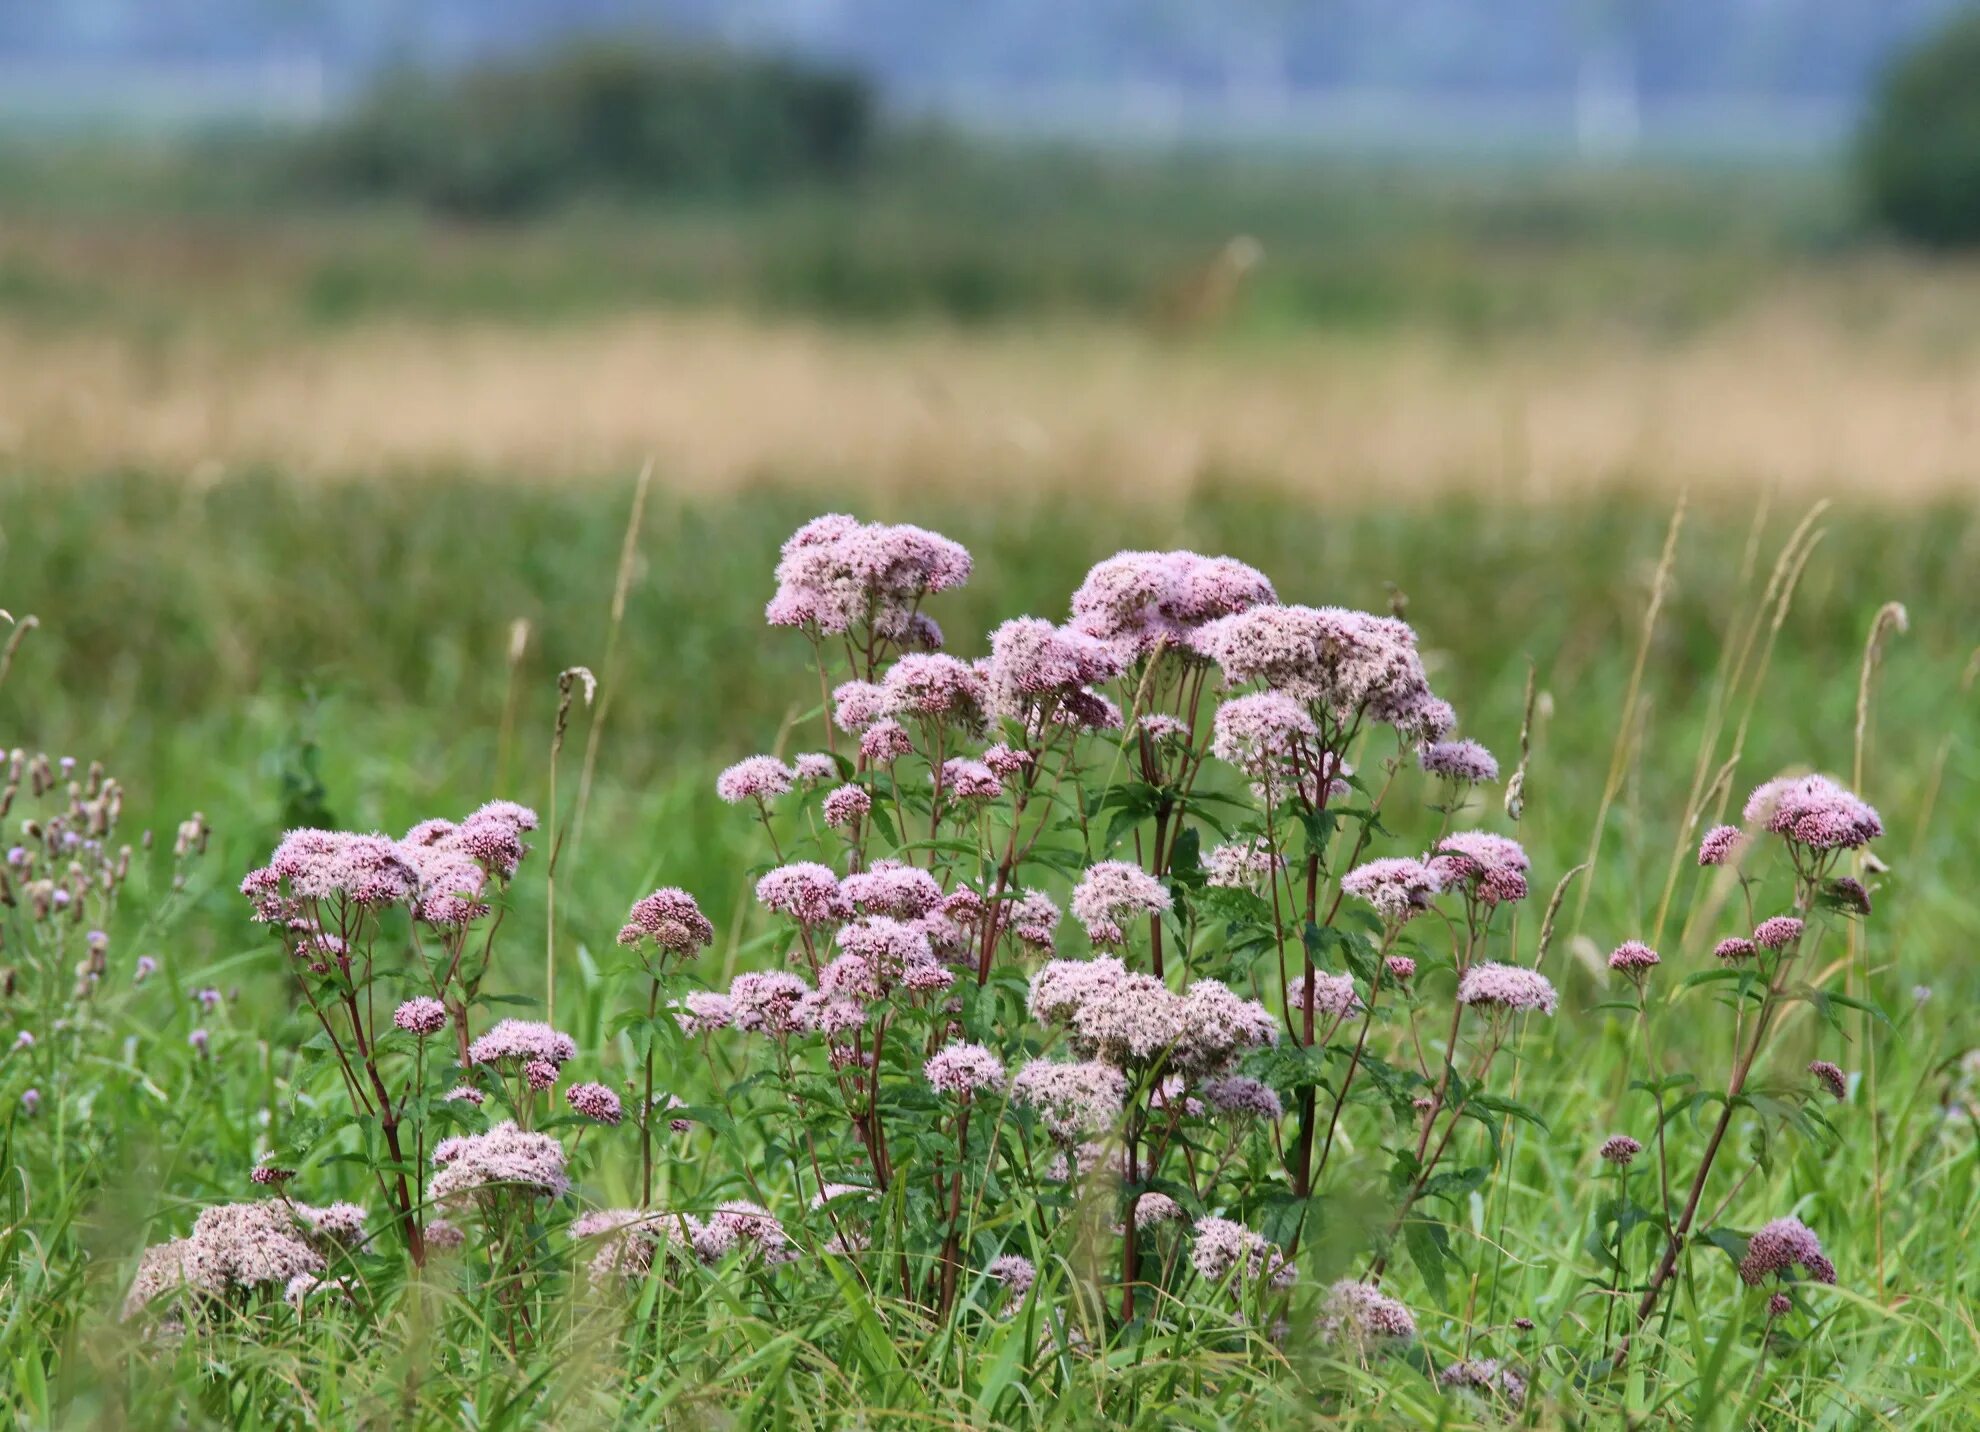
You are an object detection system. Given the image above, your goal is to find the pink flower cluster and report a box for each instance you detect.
[1456,962,1559,1016]
[1743,774,1883,852]
[983,617,1124,730]
[1068,549,1277,662]
[766,514,970,645]
[430,1121,571,1204]
[1028,958,1276,1076]
[1194,603,1447,738]
[1429,831,1531,905]
[1189,1215,1296,1292]
[1203,837,1285,891]
[1318,1278,1417,1346]
[467,1019,578,1068]
[1069,861,1172,946]
[924,1042,1007,1098]
[1419,738,1499,784]
[1010,1059,1129,1142]
[617,887,716,956]
[1339,857,1440,924]
[1738,1215,1837,1286]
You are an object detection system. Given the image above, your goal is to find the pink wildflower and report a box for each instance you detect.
[1753,915,1805,950]
[393,996,448,1037]
[822,785,871,828]
[1608,940,1661,976]
[566,1082,623,1125]
[1743,774,1882,851]
[924,1042,1007,1098]
[716,756,796,804]
[859,718,912,763]
[1340,857,1440,923]
[940,758,1002,802]
[618,887,717,954]
[1009,890,1061,949]
[986,1253,1036,1296]
[1456,962,1558,1015]
[468,1019,577,1068]
[1319,1279,1417,1346]
[728,971,813,1037]
[1204,837,1285,891]
[1808,1060,1847,1101]
[1190,1215,1296,1291]
[1070,860,1171,946]
[1010,1059,1127,1142]
[842,859,944,919]
[1420,739,1499,784]
[1599,1134,1643,1166]
[1698,824,1745,866]
[754,864,849,926]
[430,1121,570,1204]
[1738,1216,1836,1286]
[1714,936,1758,961]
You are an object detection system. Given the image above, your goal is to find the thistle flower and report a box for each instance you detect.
[618,887,717,954]
[1456,962,1558,1016]
[1010,1059,1127,1142]
[430,1121,570,1205]
[1189,1216,1296,1291]
[986,1253,1036,1296]
[1738,1216,1836,1286]
[716,756,796,804]
[1743,774,1882,851]
[754,864,850,927]
[924,1042,1007,1098]
[393,996,448,1037]
[1599,1134,1643,1166]
[1714,936,1758,961]
[134,954,158,983]
[567,1082,624,1124]
[1808,1060,1847,1101]
[468,1019,577,1068]
[1203,837,1286,891]
[1420,739,1499,784]
[822,785,871,828]
[1070,861,1171,946]
[1753,915,1805,950]
[1340,857,1441,924]
[1697,824,1745,866]
[1607,940,1661,976]
[1201,1074,1284,1122]
[1318,1278,1417,1347]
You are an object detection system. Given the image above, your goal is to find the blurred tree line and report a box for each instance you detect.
[1859,7,1980,247]
[303,41,873,215]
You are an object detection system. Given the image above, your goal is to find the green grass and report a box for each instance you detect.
[2,474,1977,1426]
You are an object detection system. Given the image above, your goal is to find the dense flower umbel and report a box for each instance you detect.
[1441,1360,1528,1408]
[393,996,448,1037]
[1189,1216,1296,1292]
[1430,831,1531,905]
[754,863,850,927]
[1068,549,1277,662]
[1203,838,1286,891]
[1743,774,1883,851]
[1339,857,1441,924]
[1808,1060,1848,1101]
[1194,603,1441,730]
[1456,962,1559,1016]
[716,756,796,805]
[1698,824,1745,866]
[566,1082,624,1124]
[1738,1216,1837,1286]
[1753,915,1806,950]
[617,887,716,955]
[430,1122,570,1204]
[924,1042,1007,1098]
[1715,936,1759,961]
[766,514,971,644]
[822,785,871,828]
[468,1020,577,1068]
[1608,940,1661,976]
[1419,739,1499,784]
[986,1253,1037,1296]
[1286,972,1364,1021]
[1599,1134,1643,1166]
[1069,861,1172,946]
[1010,1059,1128,1142]
[1319,1279,1417,1347]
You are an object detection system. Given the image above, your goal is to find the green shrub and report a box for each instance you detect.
[1858,8,1980,247]
[308,41,874,216]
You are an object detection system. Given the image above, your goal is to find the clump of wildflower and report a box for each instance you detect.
[822,785,871,828]
[1456,962,1558,1016]
[1318,1278,1417,1348]
[393,997,448,1037]
[1189,1215,1296,1291]
[1608,940,1661,977]
[468,1020,577,1069]
[1743,774,1883,851]
[716,756,796,805]
[572,1208,666,1283]
[1174,979,1278,1073]
[1340,857,1441,924]
[881,654,989,731]
[859,718,912,763]
[728,971,814,1037]
[924,1042,1007,1098]
[754,864,849,927]
[1208,692,1317,778]
[1028,956,1127,1023]
[1010,1059,1127,1142]
[1430,831,1530,905]
[1070,860,1171,946]
[617,887,716,955]
[567,1082,624,1125]
[1286,972,1364,1021]
[524,1059,558,1091]
[1009,890,1061,950]
[983,617,1124,728]
[1203,838,1286,891]
[1385,955,1416,984]
[1767,1290,1793,1318]
[940,758,1002,803]
[20,1088,40,1116]
[430,1121,570,1205]
[1738,1216,1836,1286]
[793,753,836,782]
[832,680,889,732]
[703,1200,797,1266]
[1069,549,1277,662]
[675,991,736,1034]
[1753,915,1805,950]
[1599,1134,1643,1166]
[1714,936,1758,961]
[293,1202,366,1246]
[842,860,944,919]
[766,515,971,644]
[181,1202,327,1295]
[1808,1060,1847,1101]
[1441,1359,1527,1408]
[1698,824,1745,866]
[1201,1074,1284,1122]
[1420,739,1498,784]
[986,1253,1037,1297]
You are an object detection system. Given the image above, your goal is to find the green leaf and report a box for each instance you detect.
[1403,1217,1452,1303]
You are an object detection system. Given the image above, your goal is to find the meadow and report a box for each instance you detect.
[0,152,1978,1429]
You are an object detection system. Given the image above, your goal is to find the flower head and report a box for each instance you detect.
[754,864,849,927]
[841,860,943,920]
[430,1121,570,1205]
[618,887,716,955]
[1189,1216,1296,1292]
[1430,832,1530,905]
[468,1020,577,1068]
[986,1253,1036,1296]
[566,1082,624,1124]
[1714,936,1758,961]
[1420,739,1498,784]
[1698,824,1745,866]
[1319,1279,1416,1347]
[1808,1060,1847,1101]
[1203,837,1285,891]
[393,997,448,1037]
[1599,1134,1643,1166]
[1070,861,1171,947]
[1738,1216,1836,1286]
[822,785,871,828]
[1743,775,1882,851]
[1608,940,1661,976]
[1753,915,1805,950]
[1010,1059,1127,1142]
[767,515,971,643]
[924,1042,1007,1098]
[1340,857,1441,924]
[716,756,796,805]
[1456,962,1558,1016]
[1069,550,1276,662]
[728,971,814,1037]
